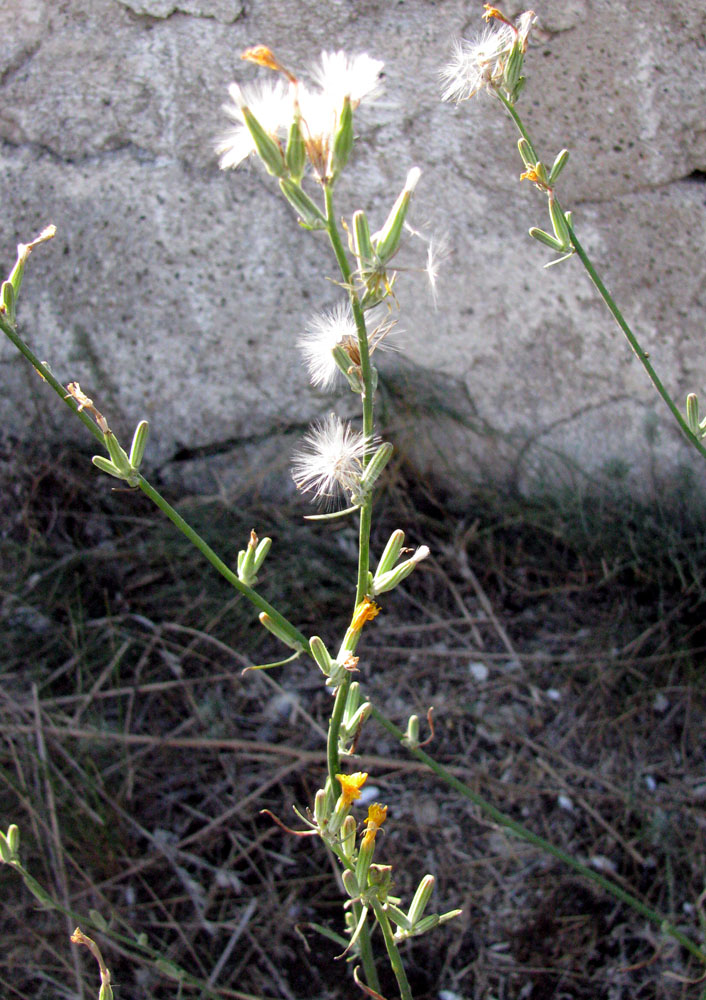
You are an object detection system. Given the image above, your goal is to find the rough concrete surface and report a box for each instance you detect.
[1,0,706,496]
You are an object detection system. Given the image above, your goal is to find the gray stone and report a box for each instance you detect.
[2,0,706,496]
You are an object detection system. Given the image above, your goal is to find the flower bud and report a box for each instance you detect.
[7,824,19,856]
[92,456,125,481]
[358,441,394,493]
[372,545,429,595]
[686,393,700,435]
[517,138,535,168]
[0,830,11,864]
[238,530,272,587]
[401,714,420,750]
[548,149,570,186]
[342,868,360,899]
[376,529,405,577]
[103,430,132,478]
[353,210,376,271]
[258,612,303,651]
[309,635,335,677]
[128,420,149,470]
[367,863,392,894]
[549,196,571,250]
[407,874,434,927]
[503,41,524,97]
[528,227,566,252]
[373,167,421,263]
[331,96,354,180]
[314,788,330,829]
[385,903,411,930]
[285,118,307,182]
[242,106,286,177]
[340,814,357,859]
[409,913,439,935]
[1,281,16,325]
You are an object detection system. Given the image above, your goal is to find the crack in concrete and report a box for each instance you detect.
[0,40,42,89]
[115,0,244,25]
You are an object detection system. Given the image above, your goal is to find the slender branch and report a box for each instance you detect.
[323,180,381,996]
[136,476,310,652]
[566,223,706,461]
[0,314,105,445]
[370,898,413,1000]
[0,317,311,656]
[370,705,706,966]
[493,90,706,464]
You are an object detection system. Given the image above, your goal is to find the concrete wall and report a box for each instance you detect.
[2,0,706,496]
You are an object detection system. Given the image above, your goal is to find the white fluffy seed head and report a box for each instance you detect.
[298,303,359,389]
[291,414,373,504]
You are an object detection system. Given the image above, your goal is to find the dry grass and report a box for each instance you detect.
[1,438,705,1000]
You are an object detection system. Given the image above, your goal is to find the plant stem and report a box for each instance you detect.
[0,314,105,445]
[0,316,311,656]
[494,90,706,464]
[355,903,382,996]
[370,705,706,967]
[323,181,381,996]
[566,223,706,461]
[323,183,375,603]
[370,898,413,1000]
[137,476,310,652]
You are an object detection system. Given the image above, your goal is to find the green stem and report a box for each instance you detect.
[323,181,381,995]
[494,90,706,464]
[0,316,310,656]
[137,476,310,653]
[567,224,706,461]
[370,705,706,967]
[8,864,257,1000]
[496,90,537,161]
[355,903,382,996]
[0,314,105,445]
[370,898,413,1000]
[323,183,375,603]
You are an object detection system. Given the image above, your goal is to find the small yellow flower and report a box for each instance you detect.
[361,802,388,849]
[336,771,368,806]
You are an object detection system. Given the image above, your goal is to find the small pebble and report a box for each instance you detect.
[359,785,381,805]
[558,794,574,812]
[546,688,561,701]
[653,693,669,713]
[590,854,617,873]
[469,661,489,682]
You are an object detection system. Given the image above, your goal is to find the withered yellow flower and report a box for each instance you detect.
[351,596,380,632]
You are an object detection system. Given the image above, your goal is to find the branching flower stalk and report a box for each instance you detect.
[441,2,706,463]
[3,22,706,998]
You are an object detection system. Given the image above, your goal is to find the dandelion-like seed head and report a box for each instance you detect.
[297,50,384,181]
[310,51,384,112]
[299,302,359,389]
[216,79,293,170]
[440,9,536,104]
[291,414,373,504]
[298,303,396,389]
[439,29,508,103]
